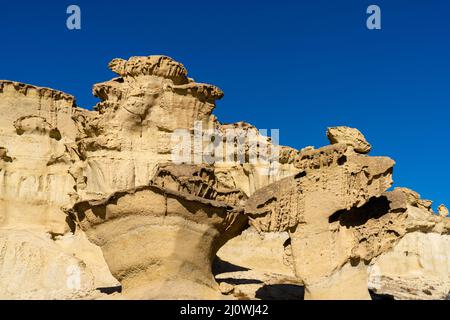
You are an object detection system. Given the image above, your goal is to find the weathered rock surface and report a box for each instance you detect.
[0,230,94,299]
[69,165,248,299]
[366,189,450,300]
[219,185,450,300]
[0,80,116,298]
[76,56,297,201]
[326,126,372,154]
[369,232,450,300]
[0,81,79,234]
[0,55,448,300]
[245,130,450,300]
[217,227,293,276]
[214,226,304,300]
[0,56,297,299]
[246,137,396,299]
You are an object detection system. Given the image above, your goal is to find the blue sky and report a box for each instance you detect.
[1,0,449,209]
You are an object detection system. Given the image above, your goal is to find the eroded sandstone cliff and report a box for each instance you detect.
[0,56,448,300]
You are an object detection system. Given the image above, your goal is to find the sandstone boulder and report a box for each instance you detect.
[327,126,372,154]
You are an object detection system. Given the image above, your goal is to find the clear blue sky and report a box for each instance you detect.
[1,1,449,209]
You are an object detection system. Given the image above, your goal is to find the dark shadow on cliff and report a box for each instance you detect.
[329,195,391,226]
[97,285,122,295]
[369,290,395,300]
[218,278,263,285]
[255,284,305,300]
[212,256,250,275]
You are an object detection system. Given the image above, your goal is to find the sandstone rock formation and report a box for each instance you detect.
[0,55,448,300]
[0,56,296,299]
[215,226,304,300]
[326,126,372,154]
[0,81,118,299]
[245,132,450,300]
[75,56,297,201]
[367,189,450,300]
[68,164,248,299]
[0,81,79,235]
[245,137,395,299]
[369,232,450,300]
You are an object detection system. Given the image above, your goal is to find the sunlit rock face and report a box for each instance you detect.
[368,189,450,300]
[0,81,79,234]
[75,55,298,201]
[245,131,396,300]
[369,232,450,300]
[0,55,297,299]
[0,55,449,301]
[0,81,117,299]
[69,165,248,299]
[75,56,224,199]
[245,127,450,300]
[0,230,95,300]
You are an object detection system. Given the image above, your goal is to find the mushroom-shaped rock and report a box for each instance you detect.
[327,126,372,154]
[0,56,300,300]
[68,165,248,299]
